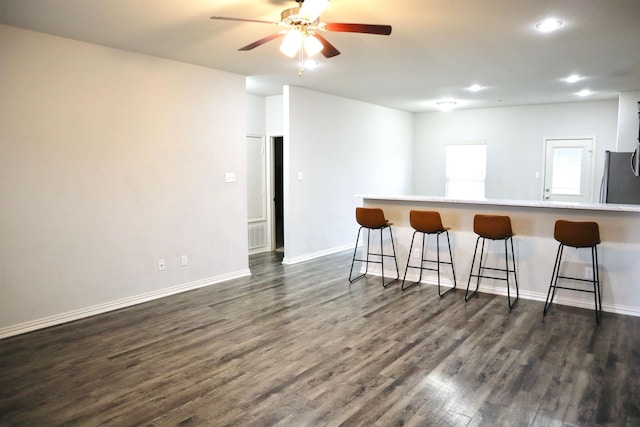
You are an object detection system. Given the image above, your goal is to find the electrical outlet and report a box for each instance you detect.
[181,255,188,266]
[585,266,593,280]
[158,259,166,271]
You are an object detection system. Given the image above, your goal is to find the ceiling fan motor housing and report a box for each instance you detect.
[281,7,318,26]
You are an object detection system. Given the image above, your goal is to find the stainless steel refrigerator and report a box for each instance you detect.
[600,151,640,204]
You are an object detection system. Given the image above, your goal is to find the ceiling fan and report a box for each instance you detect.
[211,0,392,73]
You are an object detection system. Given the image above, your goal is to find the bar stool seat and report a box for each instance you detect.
[349,207,399,287]
[464,214,519,310]
[402,210,456,296]
[543,220,602,323]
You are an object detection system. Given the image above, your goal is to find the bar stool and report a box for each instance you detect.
[402,210,456,296]
[465,214,519,310]
[349,207,399,287]
[543,220,602,324]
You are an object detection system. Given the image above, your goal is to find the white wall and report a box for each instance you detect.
[617,91,640,152]
[0,25,249,335]
[283,86,413,262]
[413,100,619,201]
[246,94,265,136]
[265,95,284,136]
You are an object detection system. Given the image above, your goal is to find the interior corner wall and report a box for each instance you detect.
[283,86,413,262]
[413,100,619,200]
[0,25,249,333]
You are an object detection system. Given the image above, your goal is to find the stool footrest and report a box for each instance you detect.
[349,222,399,288]
[543,237,601,324]
[468,273,512,282]
[464,233,519,311]
[401,227,457,297]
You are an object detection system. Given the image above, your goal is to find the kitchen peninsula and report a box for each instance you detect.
[359,195,640,317]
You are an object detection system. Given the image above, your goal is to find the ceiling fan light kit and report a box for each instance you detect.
[211,0,392,75]
[280,30,303,57]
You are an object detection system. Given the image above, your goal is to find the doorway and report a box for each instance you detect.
[543,138,594,202]
[273,136,284,252]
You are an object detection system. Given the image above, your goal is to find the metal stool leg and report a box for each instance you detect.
[404,230,456,295]
[401,231,423,291]
[592,245,601,324]
[543,244,564,315]
[382,225,399,288]
[465,236,483,301]
[506,236,519,311]
[437,230,456,297]
[544,243,601,324]
[349,227,365,283]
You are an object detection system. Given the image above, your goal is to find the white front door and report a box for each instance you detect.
[543,138,594,202]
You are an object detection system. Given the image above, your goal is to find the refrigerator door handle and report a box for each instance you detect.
[631,147,640,177]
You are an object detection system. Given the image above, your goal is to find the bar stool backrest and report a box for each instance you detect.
[410,210,445,233]
[554,220,600,247]
[473,214,513,239]
[356,207,388,229]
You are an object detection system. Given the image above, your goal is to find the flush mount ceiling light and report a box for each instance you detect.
[535,18,564,33]
[437,101,457,112]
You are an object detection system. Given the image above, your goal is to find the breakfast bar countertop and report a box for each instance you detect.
[357,194,640,213]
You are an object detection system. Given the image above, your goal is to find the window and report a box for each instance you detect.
[446,142,487,199]
[550,147,583,195]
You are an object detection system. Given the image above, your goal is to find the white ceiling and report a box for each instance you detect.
[1,0,639,112]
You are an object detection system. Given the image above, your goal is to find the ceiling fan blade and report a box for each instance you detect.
[323,23,392,35]
[210,16,280,26]
[313,34,340,58]
[239,33,285,51]
[299,0,330,22]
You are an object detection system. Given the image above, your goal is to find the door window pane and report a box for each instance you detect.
[551,147,582,195]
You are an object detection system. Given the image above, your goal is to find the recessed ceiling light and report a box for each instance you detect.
[576,89,593,97]
[437,101,457,112]
[467,84,484,92]
[535,18,564,33]
[565,74,582,83]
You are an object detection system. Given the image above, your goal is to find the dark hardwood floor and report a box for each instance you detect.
[1,251,639,426]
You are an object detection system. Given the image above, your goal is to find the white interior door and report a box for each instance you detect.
[543,138,594,202]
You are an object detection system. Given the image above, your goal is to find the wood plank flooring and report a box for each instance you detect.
[1,251,639,426]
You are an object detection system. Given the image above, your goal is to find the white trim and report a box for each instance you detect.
[542,136,597,203]
[282,243,354,265]
[373,270,640,317]
[246,134,267,222]
[0,269,251,339]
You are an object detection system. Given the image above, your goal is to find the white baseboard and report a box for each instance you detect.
[369,269,640,318]
[0,269,251,340]
[282,243,353,265]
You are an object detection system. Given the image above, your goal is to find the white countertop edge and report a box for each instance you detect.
[356,195,640,213]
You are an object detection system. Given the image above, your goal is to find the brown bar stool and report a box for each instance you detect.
[543,220,602,324]
[402,210,456,296]
[465,214,519,310]
[349,207,399,287]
